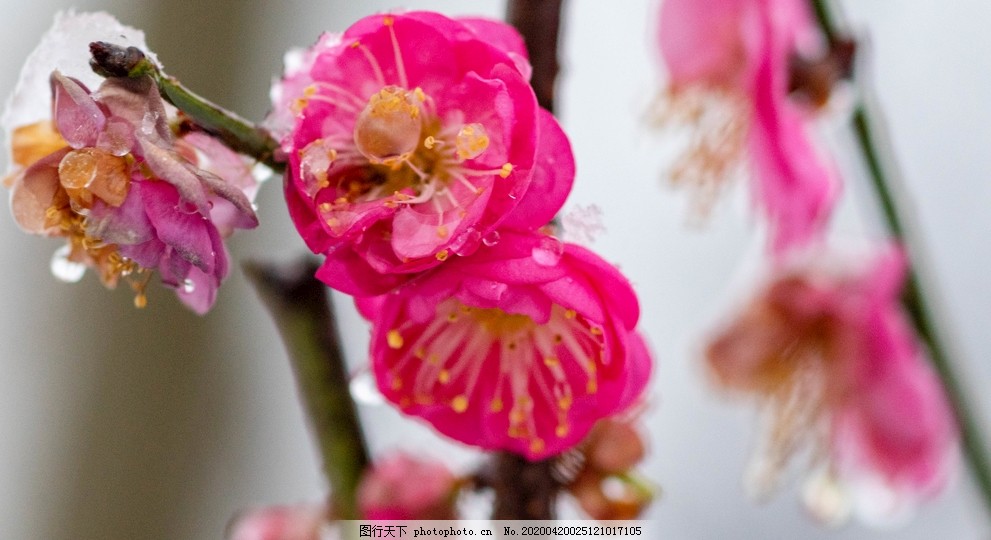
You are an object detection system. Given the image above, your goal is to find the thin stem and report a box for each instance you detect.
[89,42,283,172]
[811,0,991,518]
[485,453,560,520]
[243,258,370,521]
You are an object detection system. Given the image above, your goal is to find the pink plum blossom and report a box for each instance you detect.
[3,12,259,313]
[270,12,573,295]
[705,245,956,511]
[357,452,458,520]
[656,0,838,255]
[358,230,652,460]
[227,504,329,540]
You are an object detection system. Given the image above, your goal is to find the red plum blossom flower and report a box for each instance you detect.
[705,246,956,518]
[357,452,458,520]
[3,12,259,313]
[270,12,573,295]
[358,230,652,460]
[656,0,838,256]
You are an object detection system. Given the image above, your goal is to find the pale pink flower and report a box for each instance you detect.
[357,452,458,520]
[705,246,956,511]
[3,12,258,313]
[271,12,573,295]
[358,230,652,460]
[227,504,329,540]
[656,0,838,255]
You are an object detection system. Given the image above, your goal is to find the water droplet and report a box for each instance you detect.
[449,227,481,256]
[531,235,563,266]
[50,245,86,283]
[182,278,196,293]
[349,369,384,406]
[250,202,259,212]
[140,111,159,136]
[482,230,501,247]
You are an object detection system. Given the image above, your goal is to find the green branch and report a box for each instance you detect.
[89,41,283,172]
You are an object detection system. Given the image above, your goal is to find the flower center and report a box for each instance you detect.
[294,17,515,245]
[353,85,423,165]
[383,299,607,455]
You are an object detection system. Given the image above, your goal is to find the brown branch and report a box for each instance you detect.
[507,0,565,113]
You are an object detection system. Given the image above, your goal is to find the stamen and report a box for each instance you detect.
[304,93,361,114]
[350,40,386,87]
[383,16,409,89]
[455,123,490,161]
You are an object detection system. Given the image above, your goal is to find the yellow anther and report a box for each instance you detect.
[586,380,598,394]
[529,438,546,454]
[509,408,526,423]
[391,377,403,390]
[438,369,450,384]
[498,163,513,178]
[413,87,426,102]
[456,123,490,160]
[565,309,577,319]
[383,15,394,26]
[543,357,560,367]
[424,136,437,149]
[489,398,504,413]
[435,249,449,261]
[437,225,449,239]
[590,326,603,336]
[451,395,469,413]
[319,203,332,212]
[555,424,569,438]
[558,395,573,410]
[387,329,404,349]
[133,293,147,309]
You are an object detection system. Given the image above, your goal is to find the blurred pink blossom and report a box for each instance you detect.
[357,452,458,520]
[705,245,956,508]
[227,504,328,540]
[656,0,838,255]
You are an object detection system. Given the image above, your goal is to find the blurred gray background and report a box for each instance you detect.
[0,1,988,538]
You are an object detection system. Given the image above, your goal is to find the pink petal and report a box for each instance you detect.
[8,147,67,234]
[50,71,105,148]
[501,109,574,230]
